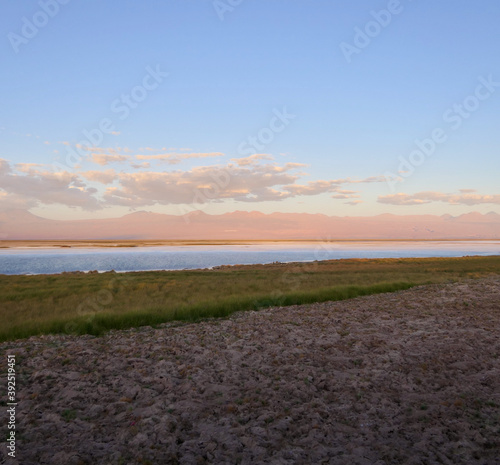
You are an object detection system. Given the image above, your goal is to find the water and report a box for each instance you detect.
[0,241,499,275]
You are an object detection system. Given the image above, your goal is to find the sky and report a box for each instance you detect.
[1,0,499,221]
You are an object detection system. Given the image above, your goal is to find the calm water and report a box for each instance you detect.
[0,241,499,275]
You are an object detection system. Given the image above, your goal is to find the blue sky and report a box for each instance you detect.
[1,0,499,220]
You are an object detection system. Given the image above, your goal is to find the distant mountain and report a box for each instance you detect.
[0,209,499,240]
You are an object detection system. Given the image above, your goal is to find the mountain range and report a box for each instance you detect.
[1,209,500,240]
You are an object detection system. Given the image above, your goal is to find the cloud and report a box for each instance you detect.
[81,169,117,184]
[0,191,38,211]
[0,159,12,175]
[0,159,101,210]
[85,147,224,167]
[130,162,151,169]
[378,193,432,205]
[15,163,45,173]
[230,154,274,166]
[135,152,225,164]
[284,180,342,196]
[280,175,385,199]
[353,175,388,183]
[90,153,130,166]
[337,189,357,195]
[138,147,160,152]
[79,146,130,153]
[0,150,395,212]
[378,191,500,206]
[331,193,356,199]
[103,162,302,206]
[101,158,389,207]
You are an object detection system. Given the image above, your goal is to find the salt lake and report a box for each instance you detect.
[0,241,499,275]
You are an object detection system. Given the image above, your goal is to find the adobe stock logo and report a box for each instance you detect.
[340,0,412,63]
[7,0,71,53]
[384,74,500,192]
[213,0,244,21]
[237,107,296,156]
[178,106,295,222]
[53,65,169,173]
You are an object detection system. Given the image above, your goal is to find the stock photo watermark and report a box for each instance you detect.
[6,354,17,459]
[340,0,413,63]
[384,74,500,191]
[213,0,244,21]
[179,106,295,221]
[8,0,71,53]
[252,239,339,309]
[237,107,296,156]
[53,64,169,172]
[64,273,132,335]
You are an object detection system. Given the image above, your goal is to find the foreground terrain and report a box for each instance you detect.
[1,277,499,464]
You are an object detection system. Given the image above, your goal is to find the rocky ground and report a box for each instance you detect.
[1,277,500,464]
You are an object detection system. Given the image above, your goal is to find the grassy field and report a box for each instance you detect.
[1,256,499,342]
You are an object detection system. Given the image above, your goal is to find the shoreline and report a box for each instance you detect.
[1,254,500,278]
[1,238,500,249]
[2,255,499,342]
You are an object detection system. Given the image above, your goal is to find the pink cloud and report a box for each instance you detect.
[81,169,117,184]
[135,152,224,164]
[0,159,101,210]
[90,153,130,166]
[230,154,274,166]
[378,191,500,206]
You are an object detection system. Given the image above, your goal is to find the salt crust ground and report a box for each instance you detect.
[1,277,499,464]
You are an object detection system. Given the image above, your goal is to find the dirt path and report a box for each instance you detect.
[1,277,499,464]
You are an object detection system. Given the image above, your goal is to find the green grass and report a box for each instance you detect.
[0,256,499,342]
[61,409,77,422]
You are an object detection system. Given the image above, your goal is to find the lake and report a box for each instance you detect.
[0,241,499,275]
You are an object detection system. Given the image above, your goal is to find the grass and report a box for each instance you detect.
[61,409,77,422]
[0,256,499,342]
